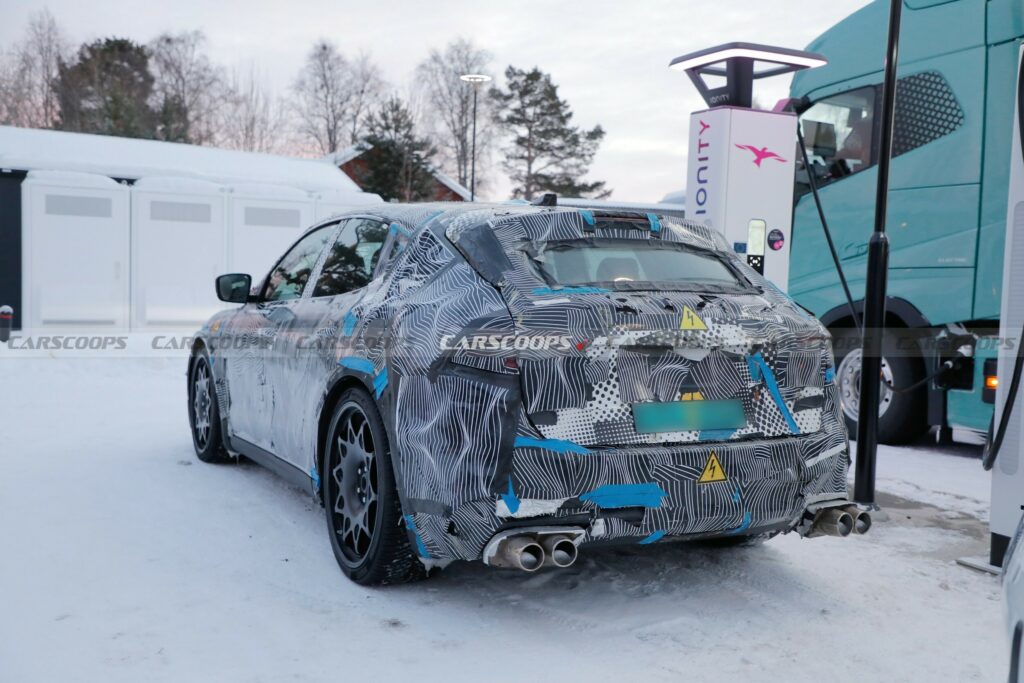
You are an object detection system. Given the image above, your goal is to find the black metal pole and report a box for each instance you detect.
[725,57,754,108]
[470,86,478,202]
[854,0,903,505]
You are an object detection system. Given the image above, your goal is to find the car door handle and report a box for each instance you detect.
[842,242,868,259]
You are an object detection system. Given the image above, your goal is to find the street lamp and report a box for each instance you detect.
[459,73,491,202]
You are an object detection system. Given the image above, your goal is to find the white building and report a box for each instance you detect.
[0,126,382,331]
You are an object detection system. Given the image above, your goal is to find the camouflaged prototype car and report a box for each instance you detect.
[188,203,867,585]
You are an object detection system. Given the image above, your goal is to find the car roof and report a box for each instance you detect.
[316,201,676,234]
[302,202,738,258]
[357,201,574,221]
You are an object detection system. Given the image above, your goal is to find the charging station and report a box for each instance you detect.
[670,43,827,291]
[986,43,1024,568]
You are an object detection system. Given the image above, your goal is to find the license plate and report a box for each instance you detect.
[632,399,747,434]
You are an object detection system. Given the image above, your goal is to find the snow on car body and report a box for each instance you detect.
[189,203,855,584]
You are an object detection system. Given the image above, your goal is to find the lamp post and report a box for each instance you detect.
[459,73,491,202]
[854,0,904,507]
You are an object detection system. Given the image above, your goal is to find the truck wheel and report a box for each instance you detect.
[323,388,427,586]
[832,328,927,445]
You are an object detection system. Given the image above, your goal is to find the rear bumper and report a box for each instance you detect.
[428,432,849,562]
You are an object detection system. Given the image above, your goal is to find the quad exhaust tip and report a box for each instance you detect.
[483,527,585,571]
[485,503,874,569]
[843,504,872,535]
[808,504,872,537]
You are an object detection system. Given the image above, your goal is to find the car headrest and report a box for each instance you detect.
[802,120,837,159]
[596,256,640,282]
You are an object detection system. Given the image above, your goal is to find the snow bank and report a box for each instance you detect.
[0,358,1003,683]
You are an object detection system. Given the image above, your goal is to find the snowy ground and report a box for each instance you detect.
[0,357,1006,682]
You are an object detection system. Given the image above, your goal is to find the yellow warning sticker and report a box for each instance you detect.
[679,391,704,401]
[680,306,707,330]
[697,451,728,484]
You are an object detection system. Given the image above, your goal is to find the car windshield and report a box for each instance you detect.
[528,240,745,290]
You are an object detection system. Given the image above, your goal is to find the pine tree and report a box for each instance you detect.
[356,97,437,202]
[55,38,158,138]
[490,66,608,200]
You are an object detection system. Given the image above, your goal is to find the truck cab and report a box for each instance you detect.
[789,0,1024,442]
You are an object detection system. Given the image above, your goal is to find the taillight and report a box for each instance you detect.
[983,358,997,404]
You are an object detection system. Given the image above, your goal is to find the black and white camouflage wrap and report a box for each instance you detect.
[198,203,850,565]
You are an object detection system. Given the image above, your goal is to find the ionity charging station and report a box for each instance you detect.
[670,43,827,291]
[982,43,1024,569]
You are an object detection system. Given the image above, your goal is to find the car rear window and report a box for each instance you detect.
[531,241,743,289]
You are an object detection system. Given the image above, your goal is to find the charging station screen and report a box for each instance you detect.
[747,220,766,256]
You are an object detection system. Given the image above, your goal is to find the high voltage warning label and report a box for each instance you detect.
[698,452,728,484]
[680,306,707,330]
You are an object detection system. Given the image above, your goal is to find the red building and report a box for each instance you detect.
[326,145,472,202]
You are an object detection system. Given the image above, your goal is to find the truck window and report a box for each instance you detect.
[796,86,877,194]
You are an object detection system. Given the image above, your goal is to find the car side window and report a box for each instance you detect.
[796,85,877,196]
[374,222,413,275]
[262,226,333,302]
[312,218,388,297]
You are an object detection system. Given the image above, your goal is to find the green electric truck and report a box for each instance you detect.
[789,0,1024,443]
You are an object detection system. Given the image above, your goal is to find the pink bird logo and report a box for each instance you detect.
[735,144,787,167]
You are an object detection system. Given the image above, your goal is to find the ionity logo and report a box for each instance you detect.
[734,144,787,167]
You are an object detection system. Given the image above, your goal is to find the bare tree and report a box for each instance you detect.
[292,41,349,155]
[415,38,493,189]
[218,66,289,154]
[0,52,26,126]
[148,30,225,144]
[292,40,383,155]
[345,53,384,145]
[0,9,69,128]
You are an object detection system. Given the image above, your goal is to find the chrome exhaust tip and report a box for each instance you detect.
[540,535,578,568]
[505,537,546,572]
[485,535,546,571]
[812,507,854,537]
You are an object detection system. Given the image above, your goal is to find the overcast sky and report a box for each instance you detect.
[2,0,872,202]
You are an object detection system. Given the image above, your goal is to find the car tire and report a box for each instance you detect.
[832,327,927,445]
[323,388,426,586]
[188,351,231,464]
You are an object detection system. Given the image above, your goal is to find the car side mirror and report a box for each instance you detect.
[216,273,253,304]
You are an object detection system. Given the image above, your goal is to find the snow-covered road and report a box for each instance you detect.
[0,358,1005,682]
